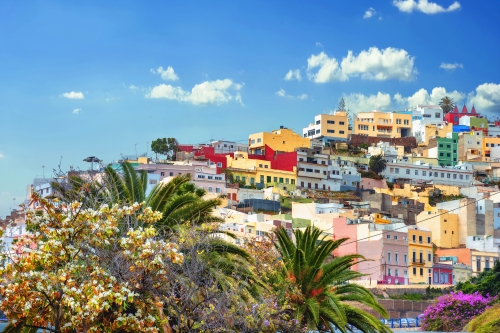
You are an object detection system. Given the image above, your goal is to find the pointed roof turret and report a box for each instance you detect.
[471,104,477,114]
[461,104,468,114]
[453,105,459,113]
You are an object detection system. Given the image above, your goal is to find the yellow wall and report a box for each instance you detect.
[319,112,349,139]
[417,211,458,248]
[249,128,310,153]
[226,152,297,188]
[354,111,412,138]
[423,124,453,146]
[408,228,433,284]
[482,137,500,161]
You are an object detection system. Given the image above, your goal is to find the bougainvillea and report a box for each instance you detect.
[0,194,183,332]
[421,291,494,332]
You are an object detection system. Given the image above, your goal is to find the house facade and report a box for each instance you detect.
[354,111,412,138]
[248,127,310,154]
[302,112,349,143]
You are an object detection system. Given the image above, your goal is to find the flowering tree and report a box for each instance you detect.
[0,194,183,333]
[421,291,494,332]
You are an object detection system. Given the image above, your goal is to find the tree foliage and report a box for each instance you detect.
[456,261,500,297]
[439,96,455,114]
[273,226,390,333]
[151,138,179,161]
[368,154,387,175]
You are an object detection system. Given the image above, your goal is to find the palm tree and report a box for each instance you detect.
[439,96,455,114]
[274,226,390,333]
[369,154,387,175]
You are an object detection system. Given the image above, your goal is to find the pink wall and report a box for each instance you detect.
[360,178,388,190]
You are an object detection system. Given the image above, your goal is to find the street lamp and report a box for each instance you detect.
[83,156,101,180]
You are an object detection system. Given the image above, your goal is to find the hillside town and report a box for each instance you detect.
[3,99,500,290]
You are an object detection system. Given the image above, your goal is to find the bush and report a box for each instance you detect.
[464,303,500,333]
[420,291,494,332]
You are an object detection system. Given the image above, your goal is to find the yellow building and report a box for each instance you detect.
[482,137,500,161]
[248,127,310,154]
[302,112,349,141]
[226,151,297,188]
[407,226,433,284]
[416,210,458,248]
[354,111,412,138]
[422,123,453,146]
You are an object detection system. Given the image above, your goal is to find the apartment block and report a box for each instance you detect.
[248,127,310,155]
[407,226,433,284]
[437,132,458,166]
[354,111,412,138]
[302,112,349,143]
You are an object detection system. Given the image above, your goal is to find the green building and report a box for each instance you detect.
[437,132,458,166]
[469,117,488,130]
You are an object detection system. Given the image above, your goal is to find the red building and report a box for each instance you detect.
[432,263,453,285]
[444,104,480,125]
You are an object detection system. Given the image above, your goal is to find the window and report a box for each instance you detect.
[257,138,261,143]
[447,173,451,178]
[266,176,271,183]
[160,172,165,176]
[406,169,410,175]
[404,119,409,125]
[315,130,320,134]
[428,252,432,262]
[413,267,417,275]
[395,269,399,277]
[447,144,451,148]
[420,268,424,276]
[149,180,157,185]
[339,121,345,125]
[412,251,416,262]
[208,187,213,192]
[447,153,451,157]
[387,268,392,276]
[291,179,295,185]
[242,177,246,183]
[477,258,481,272]
[435,112,441,118]
[394,235,398,240]
[459,174,463,180]
[386,234,391,239]
[395,253,399,263]
[427,237,431,243]
[441,173,445,178]
[419,235,422,243]
[387,252,391,263]
[259,164,263,168]
[415,170,418,175]
[453,174,457,179]
[327,129,335,133]
[412,235,416,242]
[327,120,335,124]
[423,170,427,176]
[395,168,399,174]
[251,139,255,144]
[273,177,278,182]
[404,253,407,264]
[236,176,240,181]
[279,177,284,183]
[316,120,320,125]
[339,130,345,134]
[466,175,470,180]
[396,119,401,124]
[439,144,444,148]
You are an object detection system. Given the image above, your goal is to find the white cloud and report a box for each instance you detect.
[307,52,347,83]
[61,91,84,99]
[397,87,465,107]
[146,79,244,106]
[345,92,392,115]
[440,62,463,70]
[393,0,460,14]
[151,66,179,81]
[307,47,416,83]
[0,153,4,158]
[129,85,139,91]
[316,42,323,47]
[364,7,376,18]
[284,69,302,81]
[276,88,308,100]
[468,83,500,111]
[72,108,81,114]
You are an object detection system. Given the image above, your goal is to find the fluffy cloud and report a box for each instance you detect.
[307,52,346,82]
[440,62,463,70]
[61,91,84,99]
[344,92,392,114]
[364,7,376,18]
[276,88,308,100]
[284,69,302,81]
[0,153,4,158]
[72,108,81,114]
[468,83,500,111]
[393,0,460,14]
[146,79,243,106]
[151,66,179,81]
[399,87,465,107]
[307,47,416,83]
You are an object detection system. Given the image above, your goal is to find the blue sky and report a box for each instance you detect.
[1,0,500,217]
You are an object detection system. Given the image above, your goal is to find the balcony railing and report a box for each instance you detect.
[412,260,426,265]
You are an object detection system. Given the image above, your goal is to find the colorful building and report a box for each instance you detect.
[432,263,453,285]
[437,132,458,166]
[354,111,412,138]
[482,137,500,161]
[444,104,480,125]
[248,127,310,154]
[302,112,349,143]
[416,210,459,248]
[407,226,433,284]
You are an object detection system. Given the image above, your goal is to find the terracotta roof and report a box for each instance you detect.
[349,134,417,151]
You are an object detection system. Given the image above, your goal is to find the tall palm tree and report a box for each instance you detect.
[369,154,387,175]
[439,96,455,114]
[274,226,390,333]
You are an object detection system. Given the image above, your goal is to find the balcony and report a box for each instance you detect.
[412,260,426,265]
[297,170,325,179]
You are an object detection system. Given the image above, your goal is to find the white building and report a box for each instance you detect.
[382,160,474,186]
[412,105,445,143]
[296,149,339,191]
[367,141,403,159]
[210,140,248,154]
